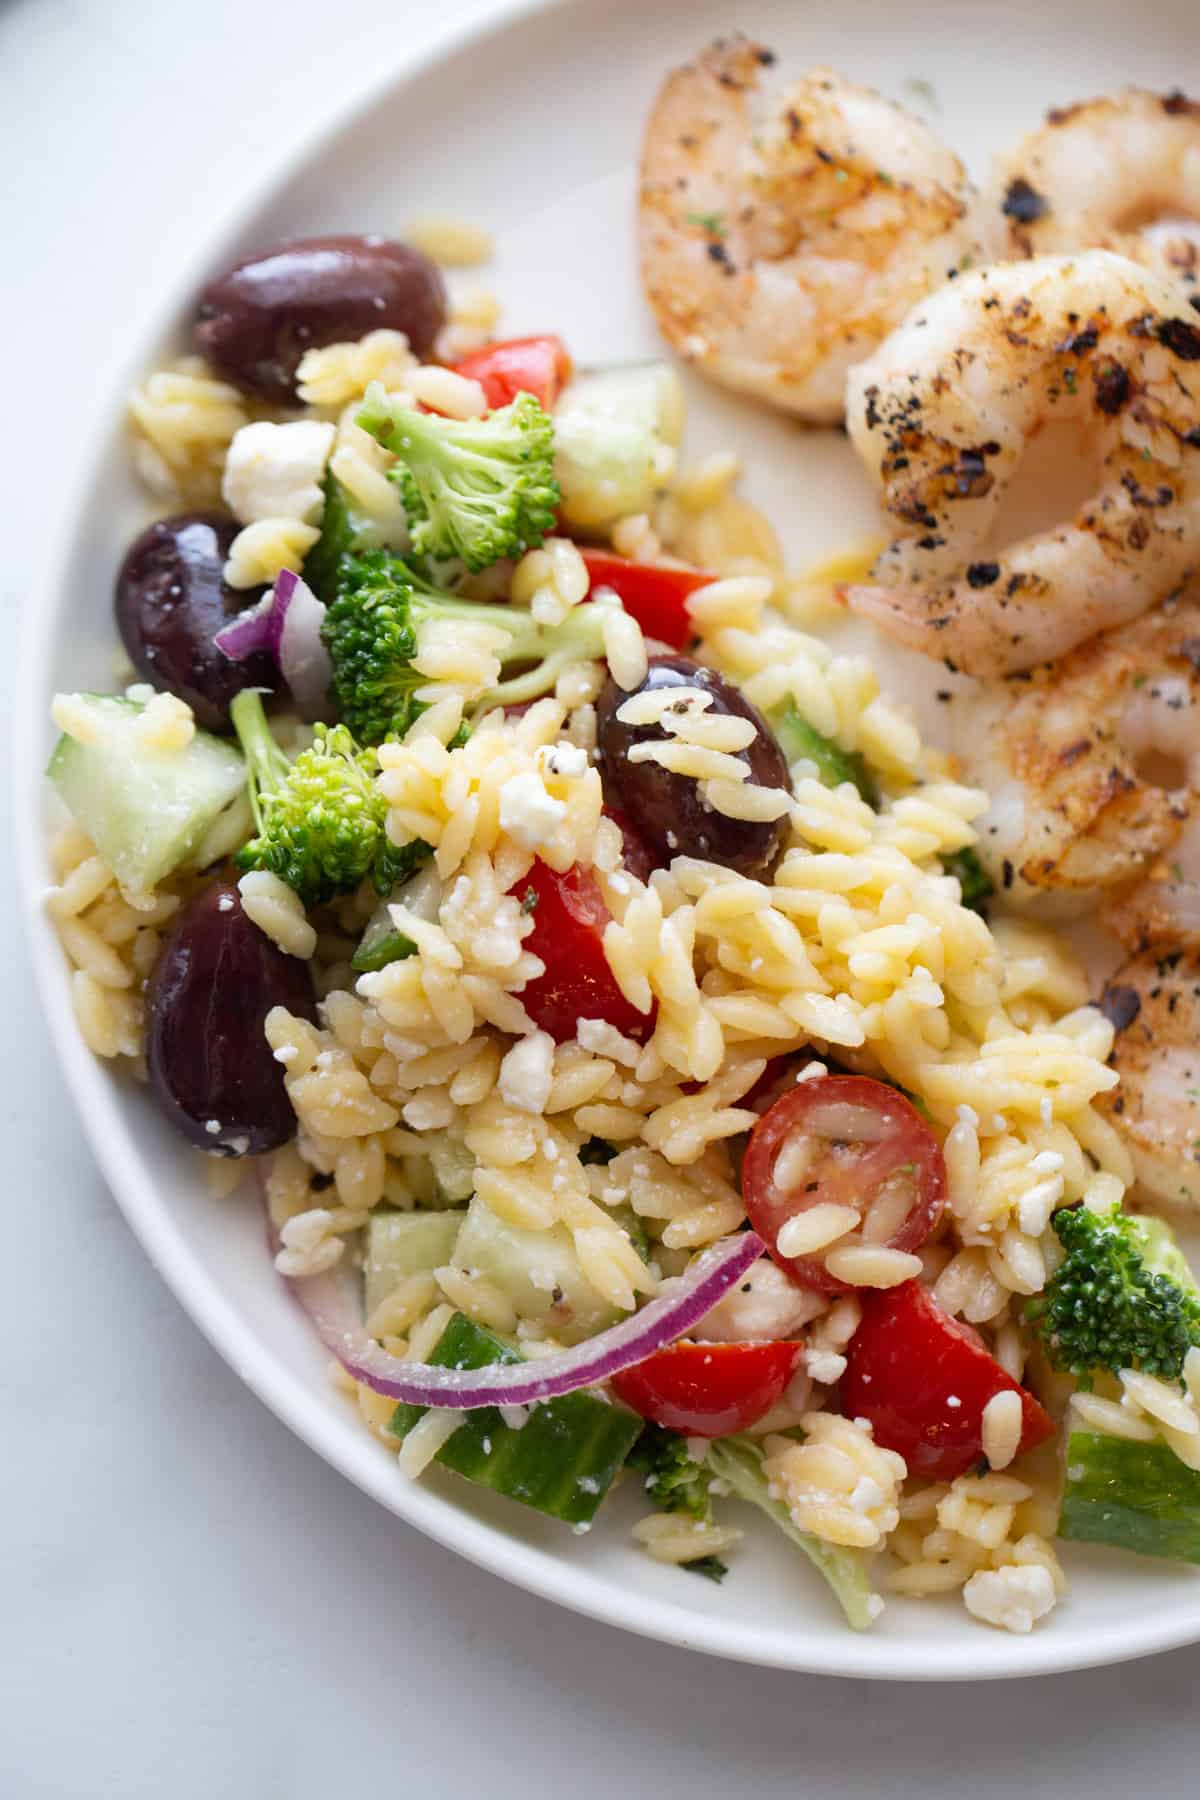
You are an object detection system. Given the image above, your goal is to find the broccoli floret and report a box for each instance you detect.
[357,382,559,573]
[230,689,412,907]
[626,1424,715,1523]
[1029,1202,1200,1382]
[626,1427,728,1579]
[941,846,994,914]
[322,548,607,745]
[682,1555,729,1584]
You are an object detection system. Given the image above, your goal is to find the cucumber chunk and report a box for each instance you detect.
[48,695,246,891]
[390,1312,641,1524]
[451,1194,621,1345]
[553,362,683,531]
[351,860,443,974]
[765,698,877,806]
[364,1210,464,1317]
[1060,1430,1200,1564]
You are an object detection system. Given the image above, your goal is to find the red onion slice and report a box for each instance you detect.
[214,593,273,660]
[215,568,332,721]
[272,568,331,721]
[276,1218,765,1407]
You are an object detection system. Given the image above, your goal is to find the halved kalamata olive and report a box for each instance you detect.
[146,884,317,1155]
[115,513,275,731]
[595,654,791,879]
[194,235,447,402]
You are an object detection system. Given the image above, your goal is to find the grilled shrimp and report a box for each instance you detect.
[991,89,1200,302]
[1097,948,1200,1212]
[961,597,1200,912]
[638,37,989,423]
[843,252,1200,675]
[1104,875,1200,953]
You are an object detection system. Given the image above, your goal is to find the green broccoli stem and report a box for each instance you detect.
[705,1437,879,1631]
[229,689,290,834]
[406,592,608,714]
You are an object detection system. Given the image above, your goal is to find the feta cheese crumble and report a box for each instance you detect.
[962,1564,1056,1635]
[498,770,567,850]
[222,419,336,524]
[498,1031,556,1116]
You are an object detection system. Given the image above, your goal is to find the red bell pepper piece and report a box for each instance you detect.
[451,334,571,411]
[579,550,714,650]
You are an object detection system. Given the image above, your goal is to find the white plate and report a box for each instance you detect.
[17,0,1200,1680]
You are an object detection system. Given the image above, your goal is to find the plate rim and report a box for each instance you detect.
[15,0,1200,1680]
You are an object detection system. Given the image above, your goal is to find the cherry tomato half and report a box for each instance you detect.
[451,334,571,411]
[612,1339,805,1438]
[741,1074,945,1294]
[840,1281,1054,1480]
[509,858,654,1045]
[579,550,714,651]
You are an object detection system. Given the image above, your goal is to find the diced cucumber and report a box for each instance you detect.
[451,1194,621,1346]
[425,1131,476,1205]
[765,698,878,806]
[350,914,416,975]
[389,1312,641,1524]
[610,1204,651,1263]
[553,361,683,531]
[47,695,246,892]
[364,1210,464,1317]
[1059,1430,1200,1564]
[351,860,443,974]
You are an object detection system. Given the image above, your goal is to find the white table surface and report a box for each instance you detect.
[4,1,1200,1792]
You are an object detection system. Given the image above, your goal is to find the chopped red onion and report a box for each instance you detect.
[213,593,273,660]
[272,569,331,720]
[214,568,332,721]
[272,1205,764,1407]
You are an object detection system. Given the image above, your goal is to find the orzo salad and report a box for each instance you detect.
[44,40,1200,1639]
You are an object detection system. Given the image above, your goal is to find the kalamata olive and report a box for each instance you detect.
[115,513,275,731]
[146,884,317,1156]
[194,235,447,402]
[595,654,792,880]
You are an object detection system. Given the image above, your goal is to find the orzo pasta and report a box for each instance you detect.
[45,76,1200,1644]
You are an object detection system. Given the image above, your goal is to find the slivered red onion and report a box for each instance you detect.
[273,569,332,720]
[273,1211,765,1407]
[214,592,273,660]
[215,568,331,720]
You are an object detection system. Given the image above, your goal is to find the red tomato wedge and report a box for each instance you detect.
[451,334,571,411]
[741,1074,945,1294]
[841,1281,1054,1480]
[579,550,714,650]
[509,858,654,1045]
[612,1340,805,1438]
